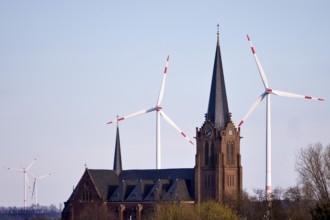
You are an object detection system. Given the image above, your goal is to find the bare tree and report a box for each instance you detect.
[295,143,330,201]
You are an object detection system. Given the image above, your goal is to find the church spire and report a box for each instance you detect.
[206,25,229,130]
[113,119,122,175]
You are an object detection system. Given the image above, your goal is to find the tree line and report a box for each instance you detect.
[0,204,61,220]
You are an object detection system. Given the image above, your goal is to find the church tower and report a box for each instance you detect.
[194,27,242,203]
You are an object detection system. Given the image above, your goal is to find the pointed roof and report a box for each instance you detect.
[162,179,192,201]
[87,169,118,199]
[207,26,229,130]
[109,179,137,201]
[125,180,155,201]
[113,124,122,175]
[144,179,172,201]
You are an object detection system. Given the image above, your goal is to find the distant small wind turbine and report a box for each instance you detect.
[3,158,37,209]
[29,172,54,205]
[107,56,194,169]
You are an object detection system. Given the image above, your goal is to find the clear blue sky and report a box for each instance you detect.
[1,1,329,207]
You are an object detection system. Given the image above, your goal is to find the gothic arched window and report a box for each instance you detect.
[83,190,91,201]
[231,141,235,165]
[210,143,215,167]
[205,142,209,166]
[226,141,231,165]
[82,182,92,201]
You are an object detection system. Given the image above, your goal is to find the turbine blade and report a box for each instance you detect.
[38,172,54,180]
[157,55,170,106]
[107,107,157,124]
[159,110,194,145]
[238,92,267,127]
[28,171,36,179]
[32,180,36,198]
[26,175,31,189]
[4,167,24,172]
[247,34,269,89]
[26,158,37,171]
[270,89,325,101]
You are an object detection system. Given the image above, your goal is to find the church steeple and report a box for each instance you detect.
[113,122,122,175]
[206,24,229,130]
[195,29,242,203]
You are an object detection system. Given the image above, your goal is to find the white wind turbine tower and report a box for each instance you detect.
[29,172,54,205]
[3,158,37,209]
[238,35,324,200]
[107,56,194,169]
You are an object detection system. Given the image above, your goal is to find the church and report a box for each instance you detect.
[61,30,243,220]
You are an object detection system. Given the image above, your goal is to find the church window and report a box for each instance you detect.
[231,141,235,165]
[227,141,235,166]
[82,182,92,201]
[226,141,231,165]
[210,143,215,167]
[82,190,91,201]
[226,175,235,187]
[205,142,209,166]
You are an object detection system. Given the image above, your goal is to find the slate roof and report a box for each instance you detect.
[77,168,194,203]
[207,28,229,130]
[125,179,154,201]
[119,169,195,201]
[113,125,122,175]
[143,179,172,201]
[119,169,194,183]
[87,169,118,200]
[109,179,138,202]
[163,179,192,201]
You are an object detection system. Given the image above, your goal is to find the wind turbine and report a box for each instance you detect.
[29,172,54,205]
[238,35,324,200]
[3,158,37,209]
[107,56,194,169]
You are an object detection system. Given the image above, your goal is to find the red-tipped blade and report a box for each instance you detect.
[238,120,244,127]
[159,110,194,145]
[270,89,325,101]
[107,107,157,124]
[238,92,267,127]
[246,34,269,89]
[157,55,170,106]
